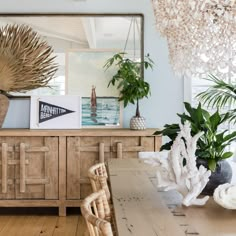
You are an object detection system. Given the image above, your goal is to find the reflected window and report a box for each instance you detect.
[0,14,143,96]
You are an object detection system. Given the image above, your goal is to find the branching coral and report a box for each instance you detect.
[143,122,211,206]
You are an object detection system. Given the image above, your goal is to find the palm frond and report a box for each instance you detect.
[227,109,236,124]
[0,24,58,93]
[197,74,236,109]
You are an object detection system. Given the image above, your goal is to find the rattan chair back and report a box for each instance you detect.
[81,189,113,236]
[88,163,110,201]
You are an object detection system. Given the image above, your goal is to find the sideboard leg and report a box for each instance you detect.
[59,206,66,216]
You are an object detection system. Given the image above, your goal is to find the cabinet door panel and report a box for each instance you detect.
[67,136,110,199]
[67,137,81,199]
[0,138,15,199]
[44,137,59,199]
[111,136,155,159]
[80,184,92,199]
[80,137,111,162]
[141,137,155,151]
[14,137,59,199]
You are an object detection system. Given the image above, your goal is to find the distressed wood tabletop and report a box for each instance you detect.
[108,158,236,236]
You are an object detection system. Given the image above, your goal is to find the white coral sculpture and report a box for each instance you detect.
[151,122,211,206]
[213,183,236,210]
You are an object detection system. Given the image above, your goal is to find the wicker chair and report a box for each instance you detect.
[88,163,111,202]
[81,189,113,236]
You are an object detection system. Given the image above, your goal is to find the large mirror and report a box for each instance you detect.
[0,14,143,96]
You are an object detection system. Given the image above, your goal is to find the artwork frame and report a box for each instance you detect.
[81,96,122,128]
[66,49,123,128]
[30,95,81,129]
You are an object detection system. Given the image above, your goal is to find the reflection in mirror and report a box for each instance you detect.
[0,14,143,96]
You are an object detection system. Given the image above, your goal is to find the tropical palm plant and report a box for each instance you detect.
[197,74,236,123]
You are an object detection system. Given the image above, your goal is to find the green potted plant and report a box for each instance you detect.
[104,52,154,130]
[155,102,236,195]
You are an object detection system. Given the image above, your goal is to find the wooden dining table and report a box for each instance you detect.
[108,158,236,236]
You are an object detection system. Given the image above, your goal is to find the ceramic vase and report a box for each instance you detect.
[197,159,232,196]
[130,116,146,130]
[0,94,9,128]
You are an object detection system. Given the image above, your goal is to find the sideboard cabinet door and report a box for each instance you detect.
[0,137,59,200]
[111,136,155,159]
[66,136,111,200]
[0,139,15,199]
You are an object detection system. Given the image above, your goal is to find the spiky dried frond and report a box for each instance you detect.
[0,24,58,93]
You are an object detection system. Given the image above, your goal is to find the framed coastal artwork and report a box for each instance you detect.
[81,96,121,127]
[30,95,81,129]
[66,49,122,128]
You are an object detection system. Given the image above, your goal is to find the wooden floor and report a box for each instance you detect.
[0,208,88,236]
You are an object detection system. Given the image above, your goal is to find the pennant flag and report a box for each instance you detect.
[39,101,75,123]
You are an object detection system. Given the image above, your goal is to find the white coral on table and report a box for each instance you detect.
[213,183,236,210]
[142,122,211,206]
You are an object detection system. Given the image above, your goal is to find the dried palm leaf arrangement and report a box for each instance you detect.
[0,24,58,93]
[0,24,58,128]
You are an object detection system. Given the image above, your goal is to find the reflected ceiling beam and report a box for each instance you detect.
[32,29,87,46]
[81,17,97,49]
[0,18,87,46]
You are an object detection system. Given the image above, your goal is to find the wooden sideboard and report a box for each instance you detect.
[0,128,161,216]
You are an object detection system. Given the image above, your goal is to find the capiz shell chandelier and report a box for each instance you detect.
[152,0,236,79]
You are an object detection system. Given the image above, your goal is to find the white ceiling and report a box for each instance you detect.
[0,16,141,51]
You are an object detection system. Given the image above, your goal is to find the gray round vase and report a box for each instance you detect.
[0,94,9,128]
[130,116,146,130]
[197,159,232,196]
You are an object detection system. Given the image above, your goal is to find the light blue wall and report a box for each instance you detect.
[0,0,184,128]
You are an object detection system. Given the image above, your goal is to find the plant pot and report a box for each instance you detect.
[0,94,9,128]
[130,116,146,130]
[197,159,232,196]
